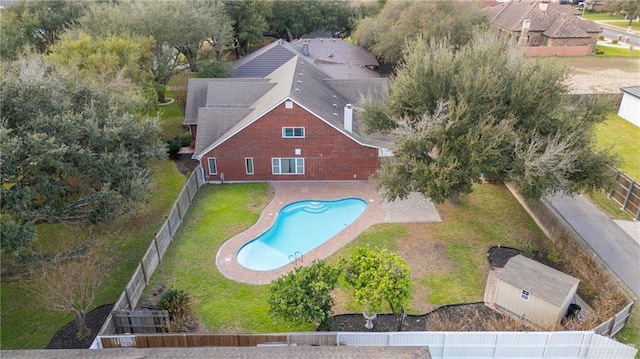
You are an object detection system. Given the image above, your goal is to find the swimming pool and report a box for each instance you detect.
[237,198,367,271]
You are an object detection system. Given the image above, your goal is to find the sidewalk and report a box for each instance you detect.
[547,193,640,298]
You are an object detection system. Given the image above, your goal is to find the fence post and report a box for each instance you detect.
[609,169,619,198]
[153,236,162,264]
[124,288,133,310]
[140,260,149,285]
[621,180,635,211]
[635,204,639,221]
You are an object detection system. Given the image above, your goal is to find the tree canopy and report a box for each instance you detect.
[605,0,640,25]
[353,0,488,63]
[342,246,411,330]
[362,30,615,204]
[269,260,340,326]
[0,56,165,254]
[267,0,352,42]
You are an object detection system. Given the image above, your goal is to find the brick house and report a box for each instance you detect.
[490,0,602,55]
[184,41,390,183]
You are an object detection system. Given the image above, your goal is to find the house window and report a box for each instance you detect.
[272,158,304,174]
[285,101,293,109]
[245,157,254,175]
[282,127,305,138]
[521,289,530,301]
[208,158,217,175]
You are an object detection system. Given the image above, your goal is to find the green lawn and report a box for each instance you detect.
[606,20,640,31]
[596,44,640,57]
[0,161,186,349]
[594,114,640,180]
[582,13,626,21]
[148,91,186,140]
[145,183,547,331]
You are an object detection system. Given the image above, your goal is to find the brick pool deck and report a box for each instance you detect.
[216,181,441,284]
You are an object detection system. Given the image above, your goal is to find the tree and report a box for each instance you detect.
[353,1,487,63]
[28,246,109,339]
[79,0,233,102]
[47,32,156,101]
[267,1,353,41]
[363,30,615,204]
[342,246,411,331]
[225,0,271,58]
[0,0,88,57]
[269,260,340,326]
[0,56,165,253]
[605,0,640,26]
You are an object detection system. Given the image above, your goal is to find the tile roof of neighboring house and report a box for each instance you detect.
[621,85,640,98]
[498,255,579,307]
[490,0,601,38]
[190,54,391,158]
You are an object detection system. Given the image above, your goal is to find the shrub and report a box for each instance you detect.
[157,289,192,329]
[598,35,605,40]
[612,39,619,44]
[166,139,180,159]
[198,60,232,78]
[179,131,192,147]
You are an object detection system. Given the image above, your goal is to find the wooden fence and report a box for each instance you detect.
[95,167,204,339]
[99,333,337,348]
[506,184,634,337]
[608,169,640,220]
[113,310,170,334]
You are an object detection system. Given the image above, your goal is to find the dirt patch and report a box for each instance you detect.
[557,57,640,94]
[487,246,521,268]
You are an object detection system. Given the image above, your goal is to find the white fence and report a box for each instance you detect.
[337,331,637,359]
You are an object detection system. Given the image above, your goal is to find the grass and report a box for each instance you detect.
[581,13,626,21]
[145,183,548,330]
[606,20,640,31]
[583,190,633,220]
[595,44,640,57]
[148,91,186,141]
[594,113,640,180]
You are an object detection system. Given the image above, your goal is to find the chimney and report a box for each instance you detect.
[302,40,309,56]
[519,19,531,46]
[539,0,549,11]
[344,104,353,133]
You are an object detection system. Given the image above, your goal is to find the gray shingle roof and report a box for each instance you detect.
[498,255,579,307]
[191,54,393,159]
[621,86,640,98]
[233,40,297,78]
[490,0,601,38]
[0,346,432,359]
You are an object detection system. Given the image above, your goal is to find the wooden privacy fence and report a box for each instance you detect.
[608,169,640,220]
[95,331,638,358]
[95,167,204,338]
[113,310,170,334]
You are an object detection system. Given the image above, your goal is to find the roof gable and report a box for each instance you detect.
[621,86,640,98]
[498,255,579,306]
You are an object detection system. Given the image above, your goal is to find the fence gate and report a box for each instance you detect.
[113,310,170,334]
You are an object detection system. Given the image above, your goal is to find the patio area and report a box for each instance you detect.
[215,181,441,284]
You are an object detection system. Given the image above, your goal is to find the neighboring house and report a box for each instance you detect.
[618,86,640,128]
[184,42,390,183]
[490,255,580,327]
[490,0,602,55]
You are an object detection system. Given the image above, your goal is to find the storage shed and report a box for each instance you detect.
[618,86,640,128]
[493,255,580,327]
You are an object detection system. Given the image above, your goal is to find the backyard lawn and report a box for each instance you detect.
[144,183,548,332]
[594,113,640,181]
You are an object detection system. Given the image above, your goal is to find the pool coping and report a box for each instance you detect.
[215,181,441,285]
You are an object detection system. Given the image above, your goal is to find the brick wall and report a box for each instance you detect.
[522,44,591,56]
[200,101,380,182]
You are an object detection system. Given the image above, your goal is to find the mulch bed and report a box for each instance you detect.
[318,303,509,332]
[46,304,113,349]
[487,245,521,268]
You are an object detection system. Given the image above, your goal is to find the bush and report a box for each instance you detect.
[612,39,619,44]
[595,49,605,55]
[198,60,232,78]
[178,131,192,147]
[598,35,605,40]
[166,139,180,159]
[157,289,192,329]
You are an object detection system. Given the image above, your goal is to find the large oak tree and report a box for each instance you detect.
[0,56,165,254]
[362,30,615,204]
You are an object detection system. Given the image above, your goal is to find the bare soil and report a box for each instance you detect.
[558,57,640,94]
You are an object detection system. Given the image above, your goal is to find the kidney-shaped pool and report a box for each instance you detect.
[237,198,367,271]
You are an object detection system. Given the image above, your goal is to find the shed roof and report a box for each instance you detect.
[490,0,601,38]
[621,86,640,98]
[498,255,579,307]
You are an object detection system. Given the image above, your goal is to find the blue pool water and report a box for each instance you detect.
[237,198,367,271]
